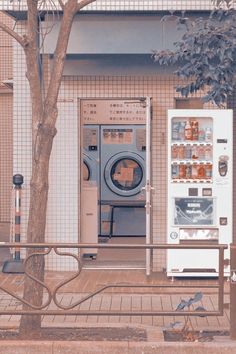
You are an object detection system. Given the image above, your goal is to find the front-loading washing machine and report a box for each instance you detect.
[100,125,146,237]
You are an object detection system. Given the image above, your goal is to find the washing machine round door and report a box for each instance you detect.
[104,152,145,197]
[83,160,90,181]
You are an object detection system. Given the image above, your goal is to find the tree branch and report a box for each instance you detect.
[77,0,96,11]
[0,20,25,48]
[58,0,65,10]
[45,0,96,118]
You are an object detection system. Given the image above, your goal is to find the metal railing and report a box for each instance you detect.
[0,242,227,319]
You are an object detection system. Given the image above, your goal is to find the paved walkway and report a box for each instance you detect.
[0,269,231,331]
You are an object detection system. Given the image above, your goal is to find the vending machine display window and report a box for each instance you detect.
[171,117,213,183]
[174,197,215,226]
[179,228,219,241]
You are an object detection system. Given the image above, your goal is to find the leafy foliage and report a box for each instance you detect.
[153,1,236,106]
[172,292,206,341]
[175,292,204,312]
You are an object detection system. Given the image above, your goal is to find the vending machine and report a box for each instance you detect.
[167,109,233,277]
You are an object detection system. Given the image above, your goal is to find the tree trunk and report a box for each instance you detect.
[19,120,57,333]
[17,0,96,334]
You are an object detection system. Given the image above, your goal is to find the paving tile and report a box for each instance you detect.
[151,295,164,327]
[87,295,102,324]
[76,295,92,324]
[202,295,220,328]
[119,295,131,324]
[109,294,121,324]
[131,295,142,324]
[98,294,112,323]
[141,295,153,326]
[160,294,175,326]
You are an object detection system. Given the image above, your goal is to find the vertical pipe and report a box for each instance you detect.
[218,247,224,316]
[145,97,151,276]
[230,244,236,340]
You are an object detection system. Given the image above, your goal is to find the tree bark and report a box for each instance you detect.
[19,119,57,333]
[18,0,96,334]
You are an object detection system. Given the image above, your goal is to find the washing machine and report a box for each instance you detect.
[83,125,100,183]
[100,125,146,237]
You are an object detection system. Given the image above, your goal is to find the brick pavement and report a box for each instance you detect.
[0,269,230,331]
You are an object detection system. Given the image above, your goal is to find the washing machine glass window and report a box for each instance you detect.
[83,161,90,181]
[110,158,143,191]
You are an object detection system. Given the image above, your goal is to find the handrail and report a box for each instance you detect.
[0,242,227,321]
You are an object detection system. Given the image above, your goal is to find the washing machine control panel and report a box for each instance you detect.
[83,128,98,151]
[136,128,146,151]
[102,128,133,145]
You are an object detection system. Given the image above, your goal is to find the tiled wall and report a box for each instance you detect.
[45,75,211,271]
[0,12,13,224]
[0,0,225,11]
[7,11,217,271]
[0,93,12,223]
[0,12,12,82]
[12,21,32,244]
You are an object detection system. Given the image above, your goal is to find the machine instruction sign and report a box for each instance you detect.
[81,99,146,124]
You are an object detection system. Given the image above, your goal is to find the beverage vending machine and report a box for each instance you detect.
[167,109,233,277]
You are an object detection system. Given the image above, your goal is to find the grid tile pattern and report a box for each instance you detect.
[0,12,13,224]
[0,0,222,11]
[0,94,12,223]
[4,12,219,271]
[11,35,215,270]
[12,21,32,244]
[46,74,212,271]
[0,13,12,83]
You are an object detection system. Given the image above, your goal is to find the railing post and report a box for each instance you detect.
[218,247,224,316]
[230,244,236,340]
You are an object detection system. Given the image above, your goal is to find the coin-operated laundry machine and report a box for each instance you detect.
[100,125,146,237]
[83,125,100,183]
[82,125,100,247]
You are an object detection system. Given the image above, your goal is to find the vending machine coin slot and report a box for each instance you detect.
[219,217,227,225]
[188,188,198,196]
[202,188,212,196]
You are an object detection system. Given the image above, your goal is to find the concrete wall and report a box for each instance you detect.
[41,14,186,54]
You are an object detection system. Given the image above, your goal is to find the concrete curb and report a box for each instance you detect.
[0,340,236,354]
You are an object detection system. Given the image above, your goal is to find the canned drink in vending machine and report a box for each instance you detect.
[178,145,185,160]
[172,122,180,141]
[171,165,179,179]
[171,145,178,159]
[179,165,186,179]
[205,164,212,178]
[186,164,192,179]
[185,144,192,159]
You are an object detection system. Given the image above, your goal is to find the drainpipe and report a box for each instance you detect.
[230,244,236,340]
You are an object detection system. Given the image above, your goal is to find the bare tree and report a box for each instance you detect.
[0,0,95,333]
